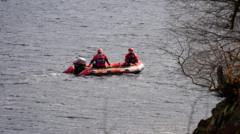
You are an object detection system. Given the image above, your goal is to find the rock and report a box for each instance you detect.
[193,97,240,134]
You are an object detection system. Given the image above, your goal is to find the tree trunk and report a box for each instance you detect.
[217,65,226,88]
[230,0,240,30]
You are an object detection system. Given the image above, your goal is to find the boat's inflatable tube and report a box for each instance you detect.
[63,62,144,76]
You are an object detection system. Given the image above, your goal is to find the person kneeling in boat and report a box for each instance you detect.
[89,48,111,69]
[73,57,87,75]
[123,48,139,66]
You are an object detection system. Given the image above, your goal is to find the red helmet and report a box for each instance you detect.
[97,48,103,54]
[128,48,134,52]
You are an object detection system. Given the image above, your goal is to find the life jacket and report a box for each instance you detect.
[94,54,107,67]
[126,53,138,64]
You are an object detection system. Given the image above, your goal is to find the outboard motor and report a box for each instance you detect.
[73,57,87,75]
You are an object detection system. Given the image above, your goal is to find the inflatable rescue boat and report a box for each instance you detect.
[63,62,144,76]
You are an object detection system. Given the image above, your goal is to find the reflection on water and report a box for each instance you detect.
[0,0,219,133]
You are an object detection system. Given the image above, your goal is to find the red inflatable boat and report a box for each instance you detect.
[63,62,144,76]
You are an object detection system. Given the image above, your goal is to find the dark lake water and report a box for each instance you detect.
[0,0,219,133]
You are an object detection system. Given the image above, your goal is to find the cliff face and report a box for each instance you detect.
[193,96,240,134]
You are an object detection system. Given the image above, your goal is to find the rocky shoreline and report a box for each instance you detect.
[193,66,240,134]
[193,96,240,134]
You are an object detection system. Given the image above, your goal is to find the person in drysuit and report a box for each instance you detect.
[73,57,87,75]
[89,48,111,69]
[123,48,139,66]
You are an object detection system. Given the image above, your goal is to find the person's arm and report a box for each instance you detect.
[105,55,111,66]
[124,54,128,63]
[88,56,95,66]
[135,54,139,63]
